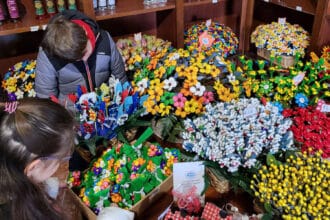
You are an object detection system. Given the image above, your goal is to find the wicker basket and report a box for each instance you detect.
[206,167,230,194]
[257,48,294,68]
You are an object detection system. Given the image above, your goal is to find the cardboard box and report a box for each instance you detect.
[70,174,173,220]
[257,48,294,68]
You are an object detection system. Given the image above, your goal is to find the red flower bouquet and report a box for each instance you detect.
[282,106,330,158]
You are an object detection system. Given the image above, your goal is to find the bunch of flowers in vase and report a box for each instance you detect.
[1,59,36,100]
[182,98,295,172]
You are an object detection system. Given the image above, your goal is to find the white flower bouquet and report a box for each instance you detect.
[182,98,295,172]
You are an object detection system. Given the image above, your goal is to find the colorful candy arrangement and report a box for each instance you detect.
[68,128,180,214]
[1,59,37,101]
[184,21,239,58]
[182,98,295,172]
[251,151,330,219]
[251,21,310,57]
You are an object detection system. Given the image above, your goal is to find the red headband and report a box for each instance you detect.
[72,19,96,51]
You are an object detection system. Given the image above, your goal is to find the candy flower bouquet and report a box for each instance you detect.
[131,48,249,142]
[251,151,329,219]
[69,79,146,154]
[1,59,37,100]
[182,98,295,172]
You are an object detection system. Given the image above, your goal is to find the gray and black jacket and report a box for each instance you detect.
[35,10,127,104]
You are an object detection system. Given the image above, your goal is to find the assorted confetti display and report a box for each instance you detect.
[184,21,239,58]
[182,98,295,172]
[68,128,180,214]
[251,21,310,57]
[1,59,36,100]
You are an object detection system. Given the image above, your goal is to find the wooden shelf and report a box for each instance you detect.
[184,0,227,7]
[261,0,316,15]
[95,0,176,20]
[0,18,49,36]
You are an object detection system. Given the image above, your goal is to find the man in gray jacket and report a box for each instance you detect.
[35,10,127,105]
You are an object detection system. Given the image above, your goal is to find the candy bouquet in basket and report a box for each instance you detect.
[251,19,310,68]
[184,20,239,58]
[67,128,181,215]
[1,59,37,101]
[69,78,147,155]
[131,48,251,142]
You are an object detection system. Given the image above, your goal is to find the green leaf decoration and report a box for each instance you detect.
[261,213,273,220]
[264,202,273,213]
[266,154,277,166]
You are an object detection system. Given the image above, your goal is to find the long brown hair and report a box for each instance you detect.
[0,98,75,220]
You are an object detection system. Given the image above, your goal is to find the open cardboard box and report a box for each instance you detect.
[68,174,173,220]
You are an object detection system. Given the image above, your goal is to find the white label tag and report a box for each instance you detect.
[293,72,305,86]
[278,17,286,25]
[206,19,212,27]
[212,0,218,3]
[30,26,39,32]
[321,104,330,112]
[244,105,258,118]
[134,32,142,42]
[296,6,302,11]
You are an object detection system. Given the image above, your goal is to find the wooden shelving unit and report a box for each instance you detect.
[0,0,329,74]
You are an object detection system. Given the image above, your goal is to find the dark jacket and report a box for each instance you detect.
[35,10,126,104]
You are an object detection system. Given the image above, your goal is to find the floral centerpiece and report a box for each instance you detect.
[131,48,248,141]
[282,106,330,158]
[116,34,173,74]
[250,151,329,219]
[184,20,239,58]
[1,59,36,100]
[68,128,180,214]
[251,21,310,57]
[69,79,147,154]
[238,55,329,107]
[182,98,295,172]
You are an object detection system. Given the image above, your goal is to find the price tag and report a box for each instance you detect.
[316,100,330,112]
[205,19,212,27]
[212,0,218,3]
[30,26,39,32]
[244,105,258,118]
[278,17,286,25]
[293,71,305,86]
[134,32,142,42]
[296,6,302,11]
[41,24,47,30]
[321,104,330,112]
